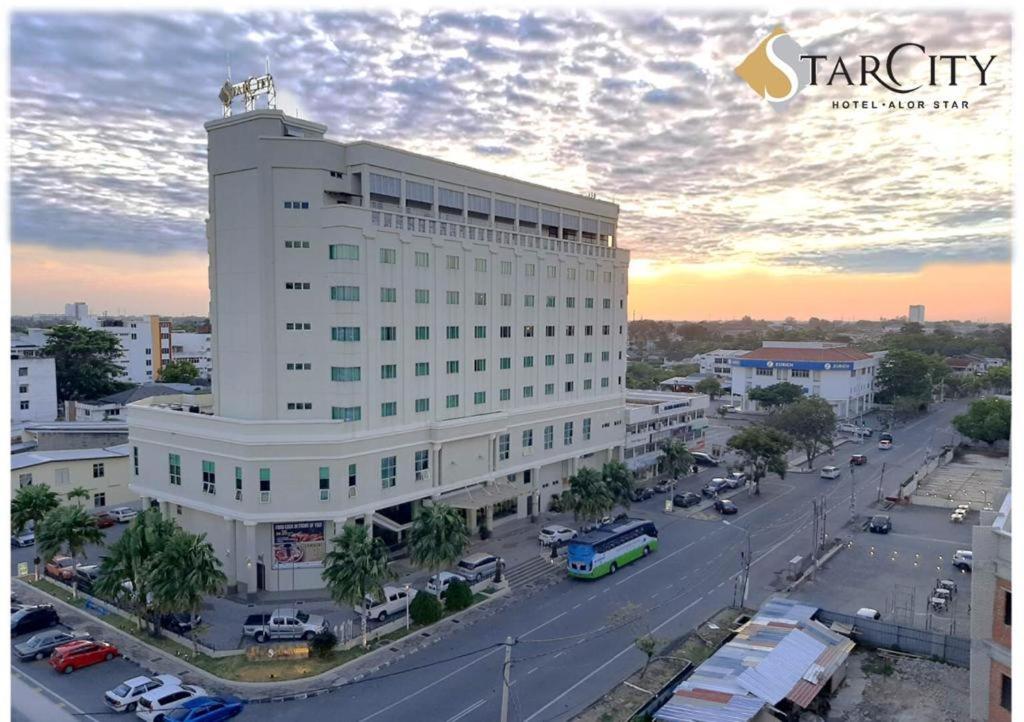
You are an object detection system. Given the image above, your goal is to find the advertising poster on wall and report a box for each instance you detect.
[272,521,326,569]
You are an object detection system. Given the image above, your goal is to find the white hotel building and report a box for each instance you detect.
[128,110,629,594]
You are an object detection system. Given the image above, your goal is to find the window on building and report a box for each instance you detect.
[447,326,460,340]
[331,326,361,342]
[501,260,512,275]
[381,402,397,417]
[132,446,138,476]
[564,422,574,445]
[500,325,511,338]
[566,325,575,336]
[583,418,591,440]
[381,326,397,341]
[259,468,271,503]
[565,353,575,364]
[475,293,487,306]
[331,366,361,382]
[566,297,576,308]
[235,467,243,501]
[584,379,593,390]
[447,255,460,270]
[545,383,555,396]
[523,429,533,447]
[500,357,511,370]
[603,298,611,309]
[287,402,313,410]
[415,251,430,267]
[523,356,534,368]
[584,352,593,363]
[585,297,594,309]
[319,467,330,501]
[447,360,460,374]
[20,400,30,410]
[544,425,554,449]
[348,464,358,488]
[54,468,69,485]
[499,388,511,401]
[415,326,430,340]
[447,291,460,305]
[18,384,28,393]
[381,364,397,379]
[446,394,460,409]
[202,460,216,494]
[169,454,181,485]
[18,367,28,376]
[523,385,534,398]
[415,289,430,304]
[474,391,487,405]
[524,325,535,338]
[475,258,487,272]
[565,381,575,392]
[18,472,32,487]
[330,285,360,301]
[381,456,397,488]
[525,263,536,276]
[93,463,105,479]
[474,359,486,372]
[524,294,535,307]
[1005,590,1012,626]
[380,248,397,264]
[332,406,362,422]
[285,281,311,290]
[547,266,557,279]
[415,362,430,377]
[329,243,359,260]
[545,326,556,338]
[498,434,510,461]
[380,287,397,302]
[546,296,556,308]
[601,351,610,362]
[584,325,593,336]
[415,450,430,479]
[415,397,430,413]
[1001,674,1011,711]
[93,493,105,508]
[500,293,512,307]
[474,326,487,339]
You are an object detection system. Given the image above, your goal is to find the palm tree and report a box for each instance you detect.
[408,503,469,578]
[36,505,104,598]
[67,486,91,508]
[322,525,394,647]
[95,508,177,632]
[602,461,635,513]
[660,440,695,483]
[148,530,226,646]
[564,467,615,526]
[11,484,60,580]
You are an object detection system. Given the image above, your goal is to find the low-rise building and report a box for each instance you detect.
[11,444,135,509]
[11,346,58,425]
[694,349,747,388]
[68,383,205,422]
[970,492,1012,722]
[170,332,212,379]
[624,391,709,480]
[20,421,129,451]
[730,342,878,419]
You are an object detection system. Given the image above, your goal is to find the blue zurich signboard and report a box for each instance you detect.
[730,359,854,371]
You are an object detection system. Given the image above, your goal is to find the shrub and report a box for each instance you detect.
[308,629,337,659]
[444,580,473,612]
[549,494,563,513]
[409,591,443,625]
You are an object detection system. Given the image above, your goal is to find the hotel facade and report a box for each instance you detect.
[128,110,630,594]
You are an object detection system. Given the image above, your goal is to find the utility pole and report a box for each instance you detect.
[876,462,887,503]
[849,463,856,522]
[500,635,513,722]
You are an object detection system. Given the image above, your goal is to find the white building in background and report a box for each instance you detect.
[730,341,878,419]
[11,346,58,426]
[79,313,173,384]
[64,301,90,320]
[171,332,212,379]
[909,304,925,324]
[624,391,709,480]
[694,349,747,388]
[128,108,629,595]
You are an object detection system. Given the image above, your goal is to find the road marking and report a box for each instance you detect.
[10,667,102,722]
[572,603,581,610]
[445,698,486,722]
[520,611,568,638]
[587,594,597,601]
[525,596,704,722]
[528,666,539,675]
[359,647,503,721]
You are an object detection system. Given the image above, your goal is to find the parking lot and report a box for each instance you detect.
[790,504,974,634]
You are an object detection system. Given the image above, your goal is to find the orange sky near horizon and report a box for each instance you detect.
[10,244,1011,323]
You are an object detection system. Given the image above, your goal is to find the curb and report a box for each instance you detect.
[14,577,510,701]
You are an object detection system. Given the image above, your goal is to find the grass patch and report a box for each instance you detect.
[862,654,895,677]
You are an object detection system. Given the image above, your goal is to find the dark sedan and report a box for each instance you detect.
[630,487,655,502]
[850,454,867,466]
[162,613,202,635]
[14,629,91,662]
[672,492,701,508]
[714,499,738,515]
[11,605,60,636]
[869,515,892,534]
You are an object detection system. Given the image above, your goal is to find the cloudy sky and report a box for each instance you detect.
[9,9,1012,320]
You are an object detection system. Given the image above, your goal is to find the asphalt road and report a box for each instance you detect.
[9,401,968,722]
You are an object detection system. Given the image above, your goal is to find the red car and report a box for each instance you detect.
[93,513,116,529]
[49,640,119,674]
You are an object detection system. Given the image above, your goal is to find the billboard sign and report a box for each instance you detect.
[731,359,854,371]
[272,521,326,569]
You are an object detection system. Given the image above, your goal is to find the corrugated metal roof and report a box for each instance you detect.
[788,636,856,707]
[654,691,765,722]
[11,445,130,471]
[737,629,825,704]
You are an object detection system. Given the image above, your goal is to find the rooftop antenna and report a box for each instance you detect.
[219,59,277,118]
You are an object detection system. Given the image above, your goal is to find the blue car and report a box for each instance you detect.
[164,696,244,722]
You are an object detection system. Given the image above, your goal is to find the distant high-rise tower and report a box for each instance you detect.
[64,301,89,320]
[909,305,925,324]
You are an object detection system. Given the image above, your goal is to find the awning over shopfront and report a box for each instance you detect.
[435,480,529,511]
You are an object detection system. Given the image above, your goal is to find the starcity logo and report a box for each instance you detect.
[735,26,996,111]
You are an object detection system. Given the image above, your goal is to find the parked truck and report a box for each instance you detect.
[354,586,417,623]
[242,608,328,643]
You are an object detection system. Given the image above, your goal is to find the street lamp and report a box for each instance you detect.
[404,583,411,630]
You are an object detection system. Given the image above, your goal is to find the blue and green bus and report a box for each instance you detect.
[566,519,659,579]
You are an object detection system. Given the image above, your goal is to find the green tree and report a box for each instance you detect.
[602,460,635,511]
[408,504,469,577]
[876,349,934,405]
[727,425,793,496]
[36,505,105,598]
[158,360,200,384]
[635,634,660,679]
[984,366,1011,394]
[147,530,226,643]
[695,377,723,400]
[41,325,129,402]
[321,525,394,647]
[953,398,1011,446]
[95,509,178,632]
[444,580,474,612]
[564,467,615,525]
[747,382,805,410]
[66,486,91,508]
[660,439,695,481]
[409,591,444,625]
[11,484,61,580]
[769,398,837,469]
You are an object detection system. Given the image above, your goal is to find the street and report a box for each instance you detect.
[9,400,969,722]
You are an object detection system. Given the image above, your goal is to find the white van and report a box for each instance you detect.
[820,466,841,480]
[953,550,973,572]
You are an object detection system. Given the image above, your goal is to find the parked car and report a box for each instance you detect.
[630,486,655,502]
[426,571,467,598]
[105,675,183,713]
[719,404,739,413]
[837,423,872,436]
[820,466,841,480]
[161,613,202,635]
[11,528,35,548]
[45,555,76,581]
[538,525,578,546]
[672,492,701,508]
[162,696,245,722]
[878,439,893,450]
[11,605,59,636]
[356,586,416,623]
[714,499,738,515]
[869,515,892,534]
[879,432,893,443]
[74,564,101,596]
[691,452,721,467]
[136,683,208,722]
[701,478,728,497]
[48,639,119,674]
[14,629,91,662]
[856,608,881,620]
[721,474,744,489]
[653,479,674,494]
[108,507,138,523]
[93,513,117,529]
[456,552,502,582]
[242,608,328,643]
[953,549,973,572]
[849,454,867,466]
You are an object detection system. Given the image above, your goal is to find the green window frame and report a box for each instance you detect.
[329,243,359,260]
[331,366,361,382]
[330,285,360,301]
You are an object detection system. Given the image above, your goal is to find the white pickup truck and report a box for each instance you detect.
[355,586,417,623]
[242,607,328,643]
